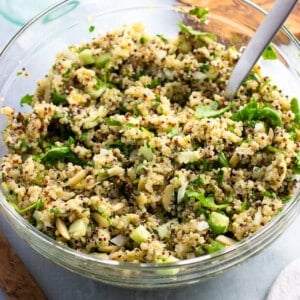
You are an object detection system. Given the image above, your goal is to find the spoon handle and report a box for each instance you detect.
[225,0,298,98]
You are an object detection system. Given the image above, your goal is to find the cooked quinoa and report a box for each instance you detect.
[1,22,300,263]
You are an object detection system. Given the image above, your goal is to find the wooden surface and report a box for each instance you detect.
[255,0,300,39]
[0,230,46,300]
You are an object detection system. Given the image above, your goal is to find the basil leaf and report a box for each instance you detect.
[195,102,231,119]
[52,91,67,105]
[189,7,209,23]
[231,99,258,122]
[178,23,216,41]
[40,145,86,166]
[262,44,277,60]
[232,99,282,128]
[294,151,300,174]
[104,118,122,126]
[20,94,34,107]
[218,152,230,167]
[257,107,282,127]
[184,190,228,210]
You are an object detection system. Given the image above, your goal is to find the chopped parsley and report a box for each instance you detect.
[195,101,231,119]
[189,7,209,23]
[89,25,95,32]
[262,44,277,60]
[20,94,34,107]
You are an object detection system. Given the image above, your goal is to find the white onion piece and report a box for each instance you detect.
[110,234,129,246]
[177,180,188,203]
[193,71,207,81]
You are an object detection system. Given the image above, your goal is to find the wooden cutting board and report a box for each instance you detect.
[255,0,300,39]
[0,230,46,300]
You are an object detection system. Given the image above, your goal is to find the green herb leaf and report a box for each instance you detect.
[244,70,260,82]
[231,99,282,128]
[217,169,224,185]
[156,34,168,43]
[178,23,216,41]
[258,107,282,127]
[147,78,159,89]
[195,101,231,119]
[89,25,95,33]
[189,7,209,23]
[218,152,230,167]
[202,240,225,254]
[293,151,300,174]
[20,94,34,107]
[262,44,277,60]
[185,190,228,210]
[40,145,86,166]
[52,91,67,105]
[106,140,134,157]
[291,98,300,125]
[200,63,209,73]
[140,36,148,44]
[104,118,122,126]
[264,145,280,153]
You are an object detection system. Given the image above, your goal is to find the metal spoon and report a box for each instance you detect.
[225,0,298,98]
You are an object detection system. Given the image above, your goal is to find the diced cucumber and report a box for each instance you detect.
[202,240,225,254]
[130,225,151,244]
[155,256,180,275]
[177,151,200,164]
[69,218,87,239]
[208,212,229,235]
[79,49,95,65]
[95,53,111,68]
[89,252,109,260]
[157,219,178,239]
[139,142,154,161]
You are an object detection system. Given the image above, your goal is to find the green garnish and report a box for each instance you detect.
[195,102,231,119]
[291,98,300,125]
[218,152,230,168]
[231,99,282,128]
[200,63,209,73]
[293,151,300,174]
[178,23,216,41]
[264,145,280,153]
[140,36,148,44]
[106,140,134,157]
[184,190,228,210]
[89,25,95,33]
[104,118,122,126]
[52,91,68,105]
[189,7,209,23]
[38,139,86,166]
[147,78,159,89]
[244,70,260,82]
[50,207,63,215]
[262,44,277,60]
[217,169,224,185]
[156,34,168,43]
[10,199,44,215]
[20,94,34,107]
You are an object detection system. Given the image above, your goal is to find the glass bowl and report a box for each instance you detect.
[0,0,300,288]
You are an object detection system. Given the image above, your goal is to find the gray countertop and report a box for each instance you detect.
[1,6,300,300]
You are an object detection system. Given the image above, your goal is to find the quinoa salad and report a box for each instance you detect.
[1,19,300,263]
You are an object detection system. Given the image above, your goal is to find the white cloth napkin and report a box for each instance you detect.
[267,259,300,300]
